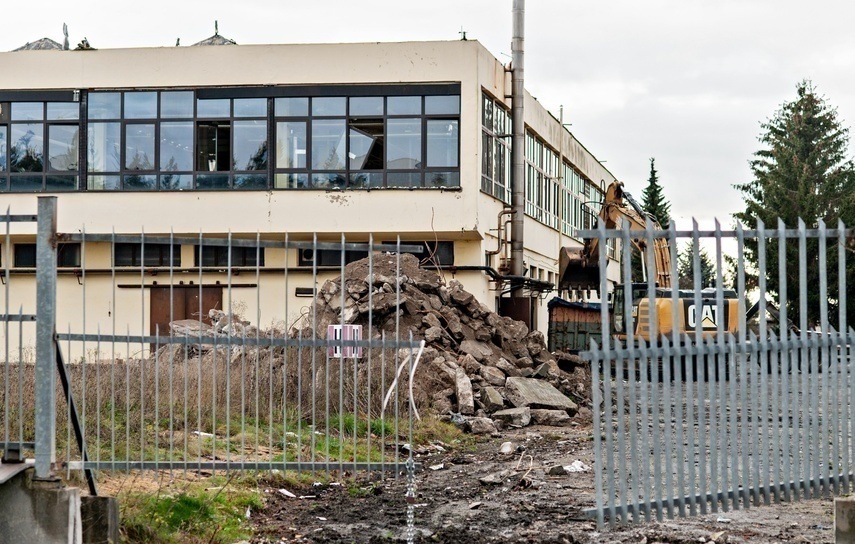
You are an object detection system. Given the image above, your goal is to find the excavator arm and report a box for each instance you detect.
[558,181,672,293]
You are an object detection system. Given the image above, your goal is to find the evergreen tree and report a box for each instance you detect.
[641,158,671,227]
[677,240,715,289]
[631,158,672,283]
[734,80,855,328]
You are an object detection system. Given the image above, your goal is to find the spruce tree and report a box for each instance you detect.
[641,158,671,227]
[734,80,855,328]
[677,240,715,290]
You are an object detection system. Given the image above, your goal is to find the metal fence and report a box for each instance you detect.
[1,197,425,489]
[582,219,854,528]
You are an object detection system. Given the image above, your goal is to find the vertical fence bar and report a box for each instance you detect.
[598,222,616,527]
[757,220,774,504]
[666,220,680,518]
[818,221,830,494]
[3,208,10,457]
[620,221,640,522]
[592,344,604,529]
[639,338,650,522]
[691,219,707,515]
[797,219,810,499]
[840,220,850,493]
[34,196,57,479]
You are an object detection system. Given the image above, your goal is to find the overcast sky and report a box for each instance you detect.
[6,0,854,230]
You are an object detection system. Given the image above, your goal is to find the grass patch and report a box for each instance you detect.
[120,475,262,543]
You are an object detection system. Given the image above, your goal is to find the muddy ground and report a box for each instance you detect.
[248,424,836,544]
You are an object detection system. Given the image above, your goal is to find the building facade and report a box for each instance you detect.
[0,38,617,350]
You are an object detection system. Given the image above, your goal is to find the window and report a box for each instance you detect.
[194,245,264,267]
[480,93,511,203]
[298,248,368,267]
[14,243,80,267]
[114,243,181,267]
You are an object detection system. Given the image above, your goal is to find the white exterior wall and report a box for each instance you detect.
[0,40,617,353]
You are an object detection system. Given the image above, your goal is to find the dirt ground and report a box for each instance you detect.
[248,424,837,544]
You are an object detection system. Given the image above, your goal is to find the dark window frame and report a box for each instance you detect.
[194,245,264,267]
[14,242,80,267]
[114,242,181,267]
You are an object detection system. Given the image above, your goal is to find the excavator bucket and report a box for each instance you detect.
[558,246,601,294]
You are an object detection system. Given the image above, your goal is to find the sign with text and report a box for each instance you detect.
[327,324,363,358]
[684,301,728,332]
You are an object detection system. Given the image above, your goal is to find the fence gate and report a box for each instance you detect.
[1,197,425,484]
[582,220,854,528]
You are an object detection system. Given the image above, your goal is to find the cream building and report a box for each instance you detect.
[0,35,618,354]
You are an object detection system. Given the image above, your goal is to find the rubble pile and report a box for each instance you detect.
[293,253,591,433]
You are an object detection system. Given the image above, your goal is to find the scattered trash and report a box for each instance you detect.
[192,430,214,438]
[469,501,483,509]
[317,517,327,521]
[245,506,251,519]
[716,516,732,524]
[449,412,466,425]
[278,488,297,498]
[429,463,445,471]
[710,530,725,542]
[564,460,590,473]
[298,495,317,500]
[499,441,514,455]
[810,524,831,530]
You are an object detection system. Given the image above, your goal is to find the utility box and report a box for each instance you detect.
[547,297,602,353]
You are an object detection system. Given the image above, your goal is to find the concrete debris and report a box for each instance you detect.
[530,409,573,427]
[498,442,514,455]
[281,252,589,433]
[466,417,498,435]
[547,465,567,476]
[492,407,532,427]
[505,378,579,415]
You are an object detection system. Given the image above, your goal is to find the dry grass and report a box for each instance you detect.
[0,338,430,467]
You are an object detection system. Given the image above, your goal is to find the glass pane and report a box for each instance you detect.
[9,175,42,192]
[426,119,458,167]
[87,123,121,172]
[195,174,229,189]
[160,122,193,171]
[196,122,230,172]
[47,103,79,120]
[274,97,308,117]
[159,174,192,190]
[233,120,267,171]
[234,98,266,117]
[276,121,306,169]
[197,99,230,118]
[0,127,6,170]
[386,118,420,169]
[387,172,421,188]
[160,91,194,118]
[274,172,308,189]
[427,171,460,188]
[425,95,460,115]
[46,175,77,191]
[387,96,421,115]
[349,118,383,170]
[234,174,267,190]
[47,125,79,171]
[123,174,156,190]
[348,172,383,189]
[311,119,345,170]
[312,172,346,189]
[10,124,44,172]
[11,103,43,121]
[0,177,8,192]
[87,175,121,190]
[311,97,345,117]
[125,124,155,170]
[88,93,121,119]
[124,92,157,119]
[349,97,382,116]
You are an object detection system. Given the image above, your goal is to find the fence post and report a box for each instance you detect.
[34,196,57,480]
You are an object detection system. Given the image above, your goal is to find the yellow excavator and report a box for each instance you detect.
[557,181,741,342]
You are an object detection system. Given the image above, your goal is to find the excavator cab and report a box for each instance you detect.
[612,283,650,335]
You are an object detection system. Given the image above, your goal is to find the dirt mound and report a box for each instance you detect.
[291,253,591,430]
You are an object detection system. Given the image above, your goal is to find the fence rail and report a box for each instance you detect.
[580,219,853,528]
[1,197,428,486]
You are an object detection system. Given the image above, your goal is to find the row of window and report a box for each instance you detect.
[4,241,454,268]
[0,87,462,192]
[479,92,607,242]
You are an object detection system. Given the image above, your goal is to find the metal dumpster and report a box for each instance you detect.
[547,298,602,353]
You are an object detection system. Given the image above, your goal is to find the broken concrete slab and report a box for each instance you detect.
[479,366,506,387]
[481,386,505,412]
[460,339,493,362]
[467,417,498,435]
[530,409,573,427]
[455,367,475,415]
[492,406,531,427]
[505,377,579,414]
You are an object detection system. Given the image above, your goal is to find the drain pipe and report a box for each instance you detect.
[510,0,526,287]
